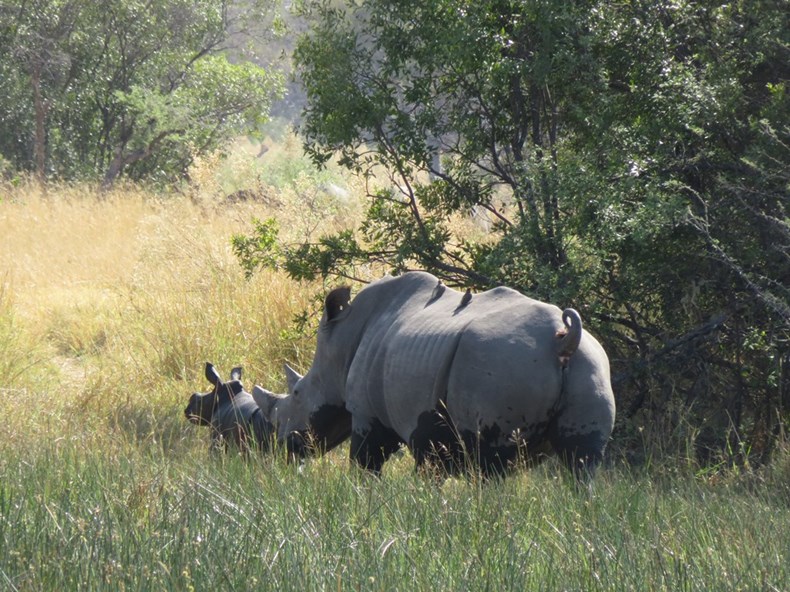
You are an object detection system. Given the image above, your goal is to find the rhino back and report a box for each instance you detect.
[344,277,569,441]
[212,393,260,433]
[342,273,460,427]
[444,296,566,437]
[313,273,432,400]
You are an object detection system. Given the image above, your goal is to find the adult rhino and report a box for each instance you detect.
[254,271,615,478]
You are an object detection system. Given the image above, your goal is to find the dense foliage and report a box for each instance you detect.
[0,0,283,186]
[236,0,789,464]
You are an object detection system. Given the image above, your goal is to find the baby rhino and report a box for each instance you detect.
[185,362,273,453]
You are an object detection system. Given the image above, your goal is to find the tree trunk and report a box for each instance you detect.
[31,62,48,189]
[101,149,126,192]
[101,129,182,191]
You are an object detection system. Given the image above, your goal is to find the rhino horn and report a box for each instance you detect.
[252,385,281,418]
[230,366,243,381]
[284,362,303,393]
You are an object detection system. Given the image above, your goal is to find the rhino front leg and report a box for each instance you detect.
[350,417,404,475]
[409,409,467,475]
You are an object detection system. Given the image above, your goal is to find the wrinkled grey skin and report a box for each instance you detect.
[185,362,274,453]
[254,271,615,478]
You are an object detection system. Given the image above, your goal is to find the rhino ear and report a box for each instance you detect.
[205,362,221,386]
[283,362,302,394]
[227,381,244,397]
[325,286,351,322]
[230,367,243,381]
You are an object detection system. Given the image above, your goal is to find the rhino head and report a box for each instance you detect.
[184,362,243,425]
[253,288,353,457]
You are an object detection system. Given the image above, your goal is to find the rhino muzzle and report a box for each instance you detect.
[285,431,311,459]
[185,393,213,425]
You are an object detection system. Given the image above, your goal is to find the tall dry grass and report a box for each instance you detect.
[0,141,359,459]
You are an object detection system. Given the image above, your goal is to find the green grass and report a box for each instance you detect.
[2,439,788,591]
[1,176,788,591]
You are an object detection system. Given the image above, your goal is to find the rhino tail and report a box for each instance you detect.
[556,308,582,367]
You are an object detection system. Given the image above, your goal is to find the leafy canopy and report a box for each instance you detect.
[237,0,789,462]
[0,0,284,185]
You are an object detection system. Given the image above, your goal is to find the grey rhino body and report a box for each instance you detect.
[185,363,273,453]
[255,271,615,477]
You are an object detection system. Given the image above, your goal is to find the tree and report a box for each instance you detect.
[0,0,284,186]
[291,0,598,284]
[572,0,790,461]
[237,0,789,463]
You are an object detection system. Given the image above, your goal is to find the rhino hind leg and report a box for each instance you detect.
[409,411,518,478]
[223,423,252,457]
[549,425,607,480]
[350,418,404,475]
[465,424,520,478]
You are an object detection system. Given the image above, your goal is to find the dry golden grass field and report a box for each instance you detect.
[0,138,363,457]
